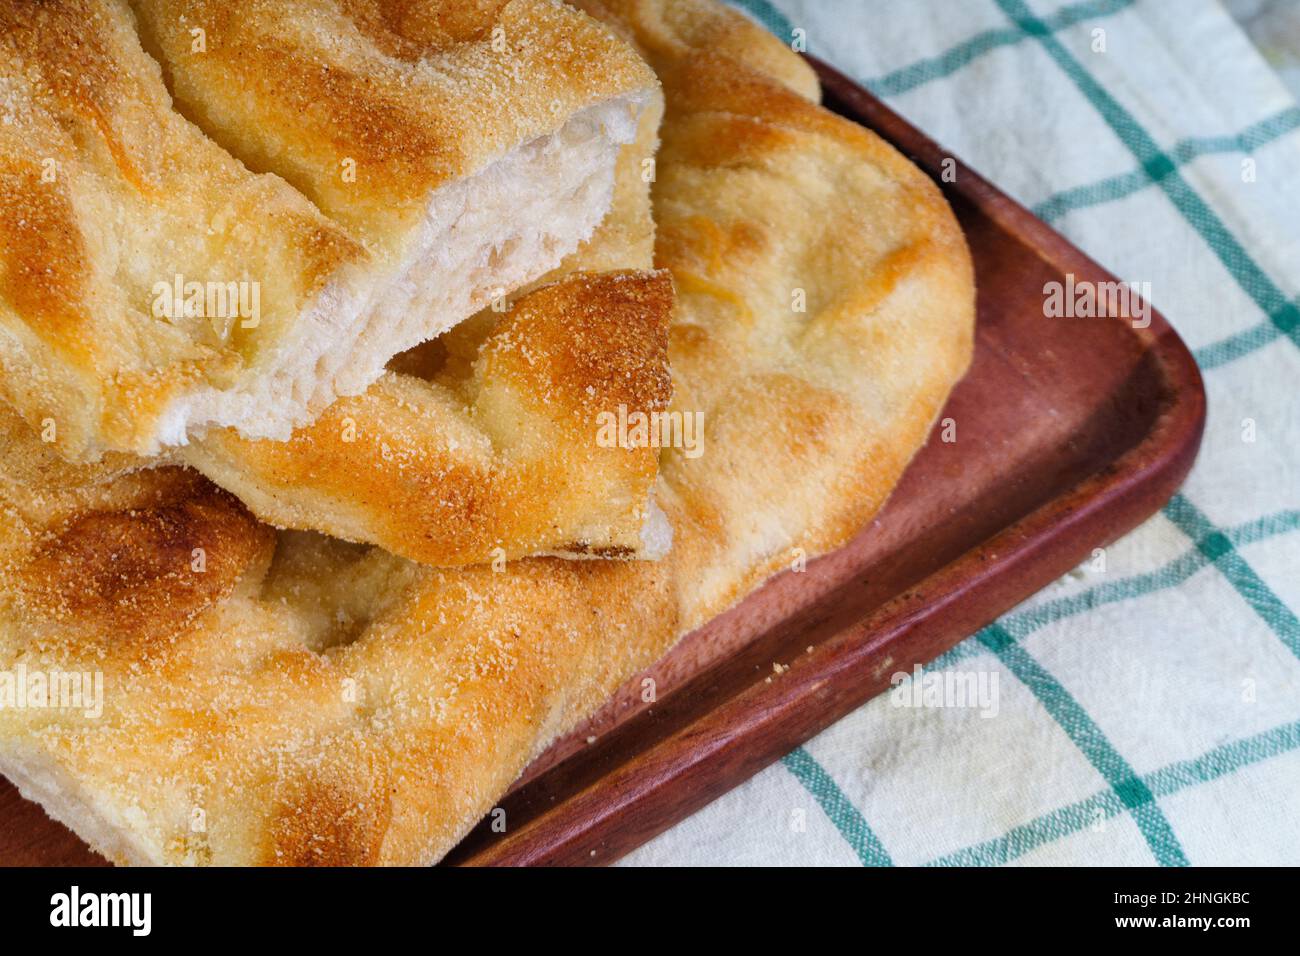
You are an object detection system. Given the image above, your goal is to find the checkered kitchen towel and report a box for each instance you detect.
[622,0,1300,866]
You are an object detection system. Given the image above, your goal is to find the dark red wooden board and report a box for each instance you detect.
[0,57,1205,867]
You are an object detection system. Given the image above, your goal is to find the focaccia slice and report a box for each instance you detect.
[0,0,975,865]
[183,270,675,565]
[130,0,659,396]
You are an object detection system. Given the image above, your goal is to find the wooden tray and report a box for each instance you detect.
[0,57,1206,867]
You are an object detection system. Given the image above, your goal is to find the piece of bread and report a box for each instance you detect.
[130,0,659,411]
[0,0,974,864]
[0,0,656,460]
[175,88,673,566]
[182,270,676,566]
[0,0,368,460]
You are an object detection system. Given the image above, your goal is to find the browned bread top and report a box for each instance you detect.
[130,0,658,244]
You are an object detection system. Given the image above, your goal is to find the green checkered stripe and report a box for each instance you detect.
[622,0,1300,867]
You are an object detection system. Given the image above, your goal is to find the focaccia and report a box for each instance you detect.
[177,89,673,566]
[0,0,975,864]
[0,0,656,460]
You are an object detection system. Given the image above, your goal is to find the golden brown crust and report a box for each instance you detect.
[0,422,276,661]
[339,0,512,54]
[573,0,821,101]
[130,0,658,244]
[0,0,974,866]
[0,167,92,358]
[16,475,273,650]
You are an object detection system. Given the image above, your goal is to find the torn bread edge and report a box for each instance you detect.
[159,92,649,449]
